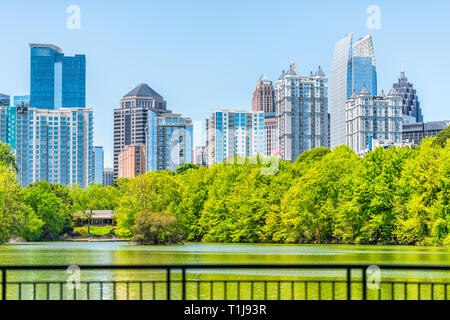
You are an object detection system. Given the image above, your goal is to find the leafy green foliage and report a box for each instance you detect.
[131,211,184,245]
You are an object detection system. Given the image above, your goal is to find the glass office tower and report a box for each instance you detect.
[30,44,86,109]
[330,34,377,149]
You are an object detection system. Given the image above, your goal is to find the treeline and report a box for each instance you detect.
[1,126,450,245]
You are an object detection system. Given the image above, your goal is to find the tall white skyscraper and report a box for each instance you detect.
[276,62,328,162]
[330,34,377,149]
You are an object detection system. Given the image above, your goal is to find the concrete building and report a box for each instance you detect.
[346,87,403,156]
[92,146,104,185]
[330,34,377,149]
[103,168,114,186]
[252,74,277,156]
[276,62,328,161]
[206,110,264,166]
[147,112,193,172]
[113,83,168,179]
[194,146,207,166]
[402,120,450,146]
[118,144,146,179]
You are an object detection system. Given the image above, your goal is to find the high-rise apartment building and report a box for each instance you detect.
[206,110,264,166]
[276,62,328,161]
[92,146,104,185]
[403,121,450,145]
[6,106,93,187]
[118,144,146,179]
[30,44,86,109]
[392,67,423,123]
[346,87,403,156]
[252,74,277,156]
[113,83,168,179]
[147,112,193,171]
[103,168,114,186]
[330,34,377,149]
[194,146,207,166]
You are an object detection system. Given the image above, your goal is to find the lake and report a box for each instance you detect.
[0,242,449,300]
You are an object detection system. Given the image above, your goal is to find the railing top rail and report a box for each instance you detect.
[0,264,449,270]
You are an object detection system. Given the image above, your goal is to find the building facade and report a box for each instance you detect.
[402,120,450,145]
[30,44,86,109]
[92,146,104,185]
[392,67,423,123]
[346,87,403,156]
[206,110,265,166]
[118,144,146,179]
[103,168,114,186]
[6,106,93,187]
[330,34,377,149]
[113,83,168,179]
[276,62,328,161]
[147,112,193,172]
[252,74,277,156]
[194,146,207,166]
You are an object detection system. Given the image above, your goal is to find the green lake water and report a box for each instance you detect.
[0,242,449,300]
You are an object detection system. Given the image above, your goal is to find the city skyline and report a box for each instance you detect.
[1,1,450,167]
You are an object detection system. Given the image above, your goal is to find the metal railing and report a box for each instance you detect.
[1,264,449,300]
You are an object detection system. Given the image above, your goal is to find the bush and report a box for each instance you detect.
[131,211,184,245]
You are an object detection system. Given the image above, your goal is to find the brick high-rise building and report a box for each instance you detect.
[252,74,277,156]
[118,144,146,179]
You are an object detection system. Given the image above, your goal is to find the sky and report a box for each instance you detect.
[0,0,449,168]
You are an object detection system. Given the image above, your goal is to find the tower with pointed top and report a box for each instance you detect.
[392,68,422,123]
[276,62,329,161]
[252,74,276,156]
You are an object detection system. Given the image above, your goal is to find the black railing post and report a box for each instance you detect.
[167,268,171,300]
[1,268,6,301]
[362,267,367,301]
[347,267,351,300]
[182,268,186,300]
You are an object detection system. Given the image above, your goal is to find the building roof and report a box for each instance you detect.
[259,74,271,82]
[314,66,325,77]
[359,85,370,95]
[29,43,63,53]
[389,87,399,96]
[73,210,117,219]
[124,83,163,99]
[285,61,299,76]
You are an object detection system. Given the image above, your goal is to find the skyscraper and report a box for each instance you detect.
[7,106,93,187]
[92,146,104,185]
[346,87,403,156]
[194,146,207,166]
[276,62,328,162]
[147,112,193,172]
[206,110,265,166]
[330,34,377,149]
[30,44,86,109]
[252,74,277,156]
[392,67,423,123]
[113,83,168,179]
[118,144,146,178]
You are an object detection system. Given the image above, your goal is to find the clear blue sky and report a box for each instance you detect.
[1,0,449,167]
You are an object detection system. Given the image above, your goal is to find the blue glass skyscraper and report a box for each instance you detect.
[330,34,377,148]
[30,44,86,109]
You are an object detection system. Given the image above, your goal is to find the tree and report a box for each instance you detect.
[0,142,17,172]
[131,210,184,245]
[70,184,114,235]
[432,125,450,148]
